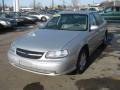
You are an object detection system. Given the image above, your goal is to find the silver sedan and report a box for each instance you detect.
[8,11,107,76]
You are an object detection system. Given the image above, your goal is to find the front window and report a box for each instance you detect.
[41,14,88,31]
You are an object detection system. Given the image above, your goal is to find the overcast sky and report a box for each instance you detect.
[2,0,105,7]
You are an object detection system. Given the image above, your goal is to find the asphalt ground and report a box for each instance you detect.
[0,23,120,90]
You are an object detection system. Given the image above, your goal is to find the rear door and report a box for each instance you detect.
[88,13,99,52]
[93,12,106,44]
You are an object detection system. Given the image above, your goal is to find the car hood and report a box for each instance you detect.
[15,29,82,52]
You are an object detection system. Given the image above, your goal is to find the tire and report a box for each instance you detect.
[0,24,4,31]
[41,17,47,22]
[76,49,88,74]
[102,31,108,45]
[0,24,3,29]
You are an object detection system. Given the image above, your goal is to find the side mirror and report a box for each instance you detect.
[90,25,99,31]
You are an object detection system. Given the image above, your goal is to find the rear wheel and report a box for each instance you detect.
[76,49,88,74]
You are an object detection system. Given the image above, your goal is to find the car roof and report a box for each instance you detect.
[59,11,96,15]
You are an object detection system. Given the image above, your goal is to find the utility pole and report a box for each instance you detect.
[52,0,54,9]
[63,0,65,8]
[93,0,95,5]
[2,0,5,12]
[114,0,116,6]
[33,0,36,10]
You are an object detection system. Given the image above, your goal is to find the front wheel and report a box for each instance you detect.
[76,49,88,74]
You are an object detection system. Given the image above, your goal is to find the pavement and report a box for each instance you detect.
[0,23,120,90]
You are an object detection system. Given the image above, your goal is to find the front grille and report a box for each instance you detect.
[16,48,44,59]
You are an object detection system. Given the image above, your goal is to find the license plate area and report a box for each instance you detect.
[19,59,36,68]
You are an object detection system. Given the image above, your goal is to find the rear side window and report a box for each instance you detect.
[93,13,104,26]
[89,14,96,26]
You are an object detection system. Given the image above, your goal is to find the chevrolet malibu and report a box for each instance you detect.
[8,11,107,76]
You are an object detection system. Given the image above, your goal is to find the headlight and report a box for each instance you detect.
[0,21,7,25]
[9,43,16,53]
[45,50,68,59]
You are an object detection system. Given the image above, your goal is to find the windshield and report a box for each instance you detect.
[41,14,88,31]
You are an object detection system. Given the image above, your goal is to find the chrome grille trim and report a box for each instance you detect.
[16,48,44,59]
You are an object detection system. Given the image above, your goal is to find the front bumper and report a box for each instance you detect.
[8,51,76,76]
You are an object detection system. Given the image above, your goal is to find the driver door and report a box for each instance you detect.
[88,14,99,53]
